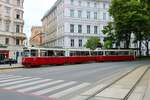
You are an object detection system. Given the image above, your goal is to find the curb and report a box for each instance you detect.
[0,65,24,70]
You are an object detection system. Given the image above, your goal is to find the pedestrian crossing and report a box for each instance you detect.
[0,74,91,99]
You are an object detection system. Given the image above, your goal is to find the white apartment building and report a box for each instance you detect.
[42,0,111,48]
[0,0,26,62]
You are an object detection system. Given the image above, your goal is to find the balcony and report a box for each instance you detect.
[12,32,26,39]
[0,31,26,39]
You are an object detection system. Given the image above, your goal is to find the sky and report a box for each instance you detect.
[24,0,57,38]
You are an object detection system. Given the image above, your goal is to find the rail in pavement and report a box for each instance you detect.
[128,69,150,100]
[71,65,150,100]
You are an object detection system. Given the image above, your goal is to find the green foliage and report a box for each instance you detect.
[102,22,120,48]
[84,37,102,50]
[108,0,150,56]
[104,40,113,49]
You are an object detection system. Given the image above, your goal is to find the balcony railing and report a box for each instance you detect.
[0,31,26,39]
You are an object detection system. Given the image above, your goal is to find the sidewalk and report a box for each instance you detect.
[0,64,24,69]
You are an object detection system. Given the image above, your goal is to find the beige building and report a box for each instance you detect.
[30,26,44,47]
[0,0,26,62]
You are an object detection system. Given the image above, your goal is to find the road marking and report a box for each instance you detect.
[3,78,41,88]
[0,76,22,80]
[0,74,13,77]
[0,77,30,83]
[17,80,64,93]
[81,84,106,96]
[49,83,90,99]
[4,79,51,89]
[70,96,88,100]
[32,81,76,95]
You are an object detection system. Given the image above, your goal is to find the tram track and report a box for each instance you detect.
[85,65,150,100]
[123,66,150,100]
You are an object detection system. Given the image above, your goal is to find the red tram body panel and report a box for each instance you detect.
[95,56,135,62]
[22,47,136,67]
[22,56,135,67]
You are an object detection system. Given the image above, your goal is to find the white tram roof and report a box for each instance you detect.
[24,47,134,52]
[24,47,91,51]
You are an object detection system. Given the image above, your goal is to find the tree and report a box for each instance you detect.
[109,0,150,56]
[102,22,120,49]
[109,0,136,49]
[84,37,102,50]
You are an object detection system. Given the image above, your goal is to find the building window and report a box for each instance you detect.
[94,26,98,34]
[79,39,82,47]
[87,2,90,7]
[5,38,9,45]
[87,11,90,19]
[16,25,20,33]
[70,24,74,33]
[78,0,81,6]
[103,3,106,9]
[94,12,97,19]
[70,9,74,17]
[94,3,97,7]
[87,25,90,34]
[6,0,10,3]
[17,0,20,6]
[5,7,10,15]
[71,0,74,5]
[78,25,82,33]
[16,39,20,45]
[5,20,10,32]
[103,12,106,20]
[0,19,2,28]
[16,14,20,19]
[78,10,82,18]
[71,39,74,47]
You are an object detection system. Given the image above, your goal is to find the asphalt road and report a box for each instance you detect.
[0,60,149,100]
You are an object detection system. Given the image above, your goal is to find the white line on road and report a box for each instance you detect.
[4,79,51,89]
[0,76,22,80]
[49,83,90,99]
[32,81,76,95]
[3,78,41,88]
[17,80,64,93]
[0,77,30,83]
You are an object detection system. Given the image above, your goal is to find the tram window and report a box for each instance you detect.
[70,51,75,56]
[92,52,97,56]
[47,50,55,56]
[23,50,30,57]
[118,51,129,55]
[31,50,38,57]
[105,51,117,55]
[40,50,48,56]
[80,51,87,56]
[98,51,103,55]
[55,51,65,56]
[130,51,134,55]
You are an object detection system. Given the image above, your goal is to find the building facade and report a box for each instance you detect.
[30,26,44,47]
[0,0,26,62]
[42,0,111,48]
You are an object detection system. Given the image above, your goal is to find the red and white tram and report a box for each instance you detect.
[22,47,136,67]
